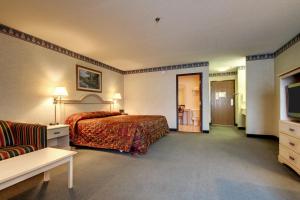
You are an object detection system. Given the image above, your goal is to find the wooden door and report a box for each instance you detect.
[211,80,235,125]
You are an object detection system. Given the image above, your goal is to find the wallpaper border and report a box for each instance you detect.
[246,53,274,61]
[209,71,237,77]
[0,23,208,75]
[124,62,209,74]
[246,32,300,61]
[2,23,299,71]
[0,24,125,74]
[274,32,300,57]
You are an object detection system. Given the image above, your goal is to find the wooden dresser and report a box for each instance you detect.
[278,120,300,174]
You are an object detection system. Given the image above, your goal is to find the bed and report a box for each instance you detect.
[65,111,169,154]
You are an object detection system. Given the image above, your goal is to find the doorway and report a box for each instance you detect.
[176,73,202,133]
[211,80,235,125]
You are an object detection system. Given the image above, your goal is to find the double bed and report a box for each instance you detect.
[65,111,169,154]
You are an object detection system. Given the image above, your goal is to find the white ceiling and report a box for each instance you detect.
[1,0,300,72]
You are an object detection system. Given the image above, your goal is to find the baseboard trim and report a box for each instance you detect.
[238,127,246,130]
[246,134,279,141]
[171,128,208,133]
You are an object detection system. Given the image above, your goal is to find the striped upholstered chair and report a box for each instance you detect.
[0,120,47,161]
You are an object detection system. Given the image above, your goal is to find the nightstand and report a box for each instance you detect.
[47,125,70,149]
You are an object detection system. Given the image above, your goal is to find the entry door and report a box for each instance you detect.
[211,80,235,125]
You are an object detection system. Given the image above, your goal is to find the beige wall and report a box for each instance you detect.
[275,43,300,75]
[0,34,124,125]
[124,67,210,130]
[246,59,275,135]
[237,68,246,127]
[274,42,300,135]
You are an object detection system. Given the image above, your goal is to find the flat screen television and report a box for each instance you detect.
[287,82,300,119]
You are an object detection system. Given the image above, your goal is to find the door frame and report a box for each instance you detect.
[176,73,203,132]
[210,80,236,126]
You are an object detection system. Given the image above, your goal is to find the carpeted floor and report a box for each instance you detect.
[4,126,300,200]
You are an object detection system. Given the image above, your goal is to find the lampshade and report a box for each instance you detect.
[53,87,68,97]
[113,93,122,100]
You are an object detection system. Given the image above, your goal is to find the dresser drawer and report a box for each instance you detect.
[279,144,300,168]
[279,121,300,138]
[47,127,69,139]
[280,133,300,154]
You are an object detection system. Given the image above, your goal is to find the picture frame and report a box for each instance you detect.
[76,65,102,93]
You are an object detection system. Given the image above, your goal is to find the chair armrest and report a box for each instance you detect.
[12,123,47,149]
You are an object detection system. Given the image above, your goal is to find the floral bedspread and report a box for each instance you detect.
[65,111,169,154]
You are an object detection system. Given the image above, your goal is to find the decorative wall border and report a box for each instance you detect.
[124,62,209,74]
[0,24,125,74]
[3,23,298,72]
[209,71,237,77]
[246,53,274,61]
[274,32,300,57]
[247,32,300,61]
[0,23,209,75]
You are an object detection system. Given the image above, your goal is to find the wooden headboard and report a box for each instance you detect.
[59,94,113,123]
[61,94,112,107]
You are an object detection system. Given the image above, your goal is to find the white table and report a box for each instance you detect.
[0,147,77,190]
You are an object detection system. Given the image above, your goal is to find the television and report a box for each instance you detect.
[287,82,300,119]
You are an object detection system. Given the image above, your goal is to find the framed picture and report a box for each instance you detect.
[76,65,102,93]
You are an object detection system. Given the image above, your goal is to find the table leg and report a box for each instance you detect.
[68,157,73,189]
[44,171,50,182]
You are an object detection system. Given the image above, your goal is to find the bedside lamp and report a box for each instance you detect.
[50,87,68,125]
[113,93,122,101]
[113,93,122,111]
